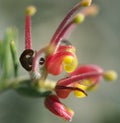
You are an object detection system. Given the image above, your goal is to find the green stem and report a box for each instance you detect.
[0,76,30,93]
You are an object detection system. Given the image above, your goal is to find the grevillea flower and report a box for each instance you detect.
[55,64,103,99]
[19,0,117,121]
[45,44,78,75]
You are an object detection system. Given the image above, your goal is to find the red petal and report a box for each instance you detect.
[57,45,74,52]
[45,51,74,75]
[55,85,87,99]
[69,64,103,82]
[45,95,74,121]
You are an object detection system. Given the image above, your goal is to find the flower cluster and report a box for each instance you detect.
[20,0,117,121]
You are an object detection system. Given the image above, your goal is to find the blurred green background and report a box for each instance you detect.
[0,0,120,123]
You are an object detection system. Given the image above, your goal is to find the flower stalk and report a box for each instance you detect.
[25,6,36,49]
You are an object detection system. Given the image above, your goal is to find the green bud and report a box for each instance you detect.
[3,29,13,78]
[10,40,19,77]
[2,28,18,79]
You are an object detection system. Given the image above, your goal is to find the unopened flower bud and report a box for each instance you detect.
[45,95,74,121]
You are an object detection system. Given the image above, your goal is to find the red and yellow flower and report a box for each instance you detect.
[19,0,117,121]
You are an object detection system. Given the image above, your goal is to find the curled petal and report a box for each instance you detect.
[45,95,74,121]
[70,64,103,75]
[56,66,103,92]
[45,51,77,75]
[55,85,87,99]
[55,69,103,99]
[57,72,103,87]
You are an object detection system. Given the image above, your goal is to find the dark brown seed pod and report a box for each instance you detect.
[19,49,34,71]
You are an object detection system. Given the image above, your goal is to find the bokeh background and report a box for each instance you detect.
[0,0,120,123]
